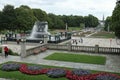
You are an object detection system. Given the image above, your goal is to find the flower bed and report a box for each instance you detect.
[47,68,66,78]
[0,63,21,71]
[19,64,49,75]
[66,72,120,80]
[72,69,91,76]
[1,63,120,80]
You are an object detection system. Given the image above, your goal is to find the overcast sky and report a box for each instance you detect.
[0,0,117,20]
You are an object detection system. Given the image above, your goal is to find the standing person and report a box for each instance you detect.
[4,46,9,58]
[16,39,20,44]
[76,41,78,45]
[81,38,83,43]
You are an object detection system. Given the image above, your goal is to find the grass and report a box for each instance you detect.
[0,61,119,80]
[91,31,115,38]
[68,27,81,31]
[44,52,106,65]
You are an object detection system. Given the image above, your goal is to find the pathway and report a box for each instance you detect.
[0,50,120,73]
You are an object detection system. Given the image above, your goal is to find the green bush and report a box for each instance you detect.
[0,48,19,56]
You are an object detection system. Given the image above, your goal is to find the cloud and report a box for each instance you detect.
[0,0,116,19]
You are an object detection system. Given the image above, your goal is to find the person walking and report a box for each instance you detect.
[4,46,9,58]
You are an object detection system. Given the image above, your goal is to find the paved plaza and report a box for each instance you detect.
[72,37,120,48]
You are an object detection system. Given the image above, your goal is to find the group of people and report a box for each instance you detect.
[72,38,83,45]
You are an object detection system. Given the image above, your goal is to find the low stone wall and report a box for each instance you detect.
[26,44,47,56]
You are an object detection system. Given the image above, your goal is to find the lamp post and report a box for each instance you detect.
[20,37,26,58]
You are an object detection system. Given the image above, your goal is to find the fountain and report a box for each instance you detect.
[27,21,50,43]
[28,21,49,39]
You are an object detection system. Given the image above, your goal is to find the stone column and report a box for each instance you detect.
[20,38,26,58]
[2,46,5,56]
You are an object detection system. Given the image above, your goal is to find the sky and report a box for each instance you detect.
[0,0,117,20]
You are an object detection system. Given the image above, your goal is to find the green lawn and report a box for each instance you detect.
[91,31,115,38]
[0,62,119,80]
[44,52,106,65]
[68,27,81,31]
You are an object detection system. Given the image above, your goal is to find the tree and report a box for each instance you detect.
[48,13,65,29]
[84,14,99,28]
[1,5,16,31]
[15,5,37,31]
[104,16,113,31]
[32,9,48,21]
[112,4,120,38]
[0,11,2,31]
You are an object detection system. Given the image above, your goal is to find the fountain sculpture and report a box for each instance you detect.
[28,21,50,40]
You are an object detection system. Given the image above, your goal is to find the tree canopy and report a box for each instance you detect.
[0,4,99,32]
[112,4,120,38]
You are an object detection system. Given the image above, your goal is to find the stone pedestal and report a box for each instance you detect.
[44,34,48,44]
[20,42,26,58]
[2,46,5,56]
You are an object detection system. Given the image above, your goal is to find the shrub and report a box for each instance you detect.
[1,63,21,71]
[8,49,19,56]
[47,68,66,78]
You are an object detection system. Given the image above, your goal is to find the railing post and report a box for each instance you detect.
[95,45,99,53]
[68,42,72,51]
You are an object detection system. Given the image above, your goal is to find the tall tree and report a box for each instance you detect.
[32,9,48,21]
[84,14,99,28]
[1,5,16,31]
[15,5,37,31]
[48,13,65,29]
[104,16,113,31]
[112,3,120,38]
[0,11,2,31]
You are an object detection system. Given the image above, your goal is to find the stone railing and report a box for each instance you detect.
[99,47,120,54]
[26,44,47,56]
[47,44,68,50]
[47,44,120,54]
